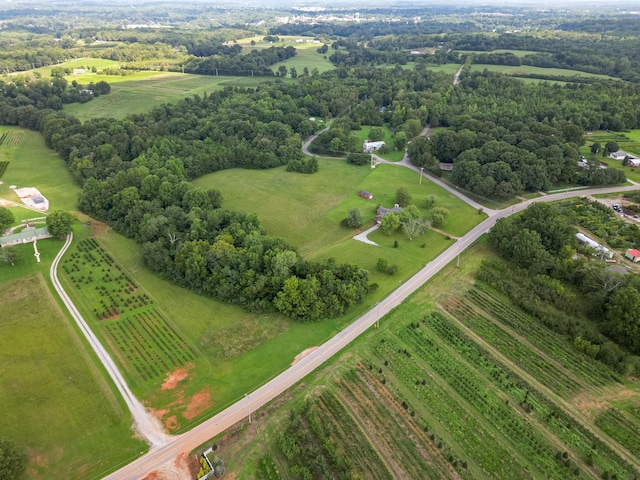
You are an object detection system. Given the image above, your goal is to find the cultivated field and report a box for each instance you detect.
[0,275,146,480]
[210,240,640,480]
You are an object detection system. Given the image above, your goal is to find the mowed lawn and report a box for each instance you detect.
[470,64,618,81]
[64,73,249,121]
[0,275,146,480]
[582,130,640,183]
[0,126,81,212]
[194,161,483,258]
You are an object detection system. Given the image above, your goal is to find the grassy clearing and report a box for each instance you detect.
[470,64,617,81]
[0,126,81,212]
[270,42,335,74]
[194,161,482,260]
[459,49,540,57]
[64,73,251,121]
[0,275,145,480]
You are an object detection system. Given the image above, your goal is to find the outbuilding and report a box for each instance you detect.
[358,190,373,200]
[625,249,640,263]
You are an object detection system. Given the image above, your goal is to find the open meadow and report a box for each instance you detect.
[63,73,255,121]
[0,275,146,480]
[209,239,640,480]
[470,63,618,81]
[236,35,336,74]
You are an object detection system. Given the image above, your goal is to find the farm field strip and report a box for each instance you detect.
[340,366,471,479]
[0,130,24,146]
[595,407,640,458]
[468,285,618,387]
[61,237,198,383]
[420,311,638,478]
[370,334,530,479]
[397,318,578,479]
[441,296,586,398]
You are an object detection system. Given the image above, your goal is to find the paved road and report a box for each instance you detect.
[50,233,170,448]
[97,183,640,480]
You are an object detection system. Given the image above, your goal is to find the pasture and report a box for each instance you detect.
[0,275,146,480]
[64,73,251,121]
[193,161,482,258]
[0,126,81,212]
[234,35,335,74]
[213,239,640,480]
[460,49,541,57]
[470,63,618,81]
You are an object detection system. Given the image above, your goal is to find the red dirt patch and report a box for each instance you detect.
[292,346,318,366]
[183,390,213,421]
[164,415,180,431]
[161,363,194,391]
[91,220,109,238]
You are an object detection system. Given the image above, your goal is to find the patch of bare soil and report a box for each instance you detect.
[183,390,213,421]
[573,385,639,419]
[161,363,194,391]
[291,346,318,366]
[91,219,109,237]
[142,453,209,480]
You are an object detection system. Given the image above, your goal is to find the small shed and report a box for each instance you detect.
[439,162,454,171]
[358,190,373,200]
[625,249,640,263]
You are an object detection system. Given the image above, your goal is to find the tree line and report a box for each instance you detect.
[486,202,640,375]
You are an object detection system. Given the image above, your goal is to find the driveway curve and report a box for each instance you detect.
[50,233,170,448]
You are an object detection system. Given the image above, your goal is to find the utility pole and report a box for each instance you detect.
[419,167,424,184]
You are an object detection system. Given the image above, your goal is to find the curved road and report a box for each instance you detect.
[93,183,640,480]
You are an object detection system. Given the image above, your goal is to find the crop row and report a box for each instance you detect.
[341,366,470,479]
[595,408,640,458]
[370,336,528,479]
[468,285,617,387]
[0,130,23,146]
[0,161,8,179]
[105,309,196,381]
[418,312,637,479]
[396,318,578,479]
[443,297,584,397]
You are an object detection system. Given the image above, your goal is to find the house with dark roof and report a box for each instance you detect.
[376,204,403,224]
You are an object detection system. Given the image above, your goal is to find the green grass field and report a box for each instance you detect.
[0,126,81,212]
[459,49,540,57]
[470,64,618,81]
[0,275,146,480]
[64,73,254,121]
[234,35,335,75]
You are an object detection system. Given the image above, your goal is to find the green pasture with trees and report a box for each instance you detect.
[3,5,640,478]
